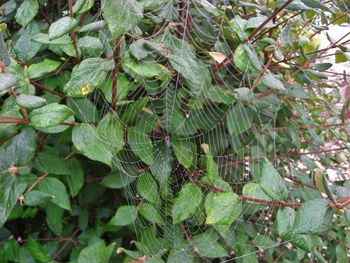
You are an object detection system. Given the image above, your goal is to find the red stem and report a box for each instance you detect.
[219,146,348,168]
[239,195,302,208]
[30,81,66,98]
[39,7,52,25]
[244,0,295,43]
[68,0,80,63]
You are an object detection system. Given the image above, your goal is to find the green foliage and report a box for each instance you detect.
[0,0,350,262]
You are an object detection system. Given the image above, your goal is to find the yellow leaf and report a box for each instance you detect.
[209,52,227,63]
[81,84,90,96]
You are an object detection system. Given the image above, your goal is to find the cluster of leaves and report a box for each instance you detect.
[0,0,350,262]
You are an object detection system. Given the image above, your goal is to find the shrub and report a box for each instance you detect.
[0,0,350,262]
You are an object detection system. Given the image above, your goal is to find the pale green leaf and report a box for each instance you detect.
[72,123,113,167]
[109,205,138,226]
[49,17,77,40]
[29,103,74,128]
[15,0,38,27]
[172,184,202,224]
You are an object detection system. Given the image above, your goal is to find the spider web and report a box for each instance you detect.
[34,0,350,261]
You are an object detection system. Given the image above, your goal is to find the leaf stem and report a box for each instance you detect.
[39,7,52,25]
[251,55,273,91]
[68,0,80,63]
[244,0,295,43]
[238,196,302,208]
[30,81,66,98]
[51,229,80,261]
[27,172,49,192]
[219,146,349,168]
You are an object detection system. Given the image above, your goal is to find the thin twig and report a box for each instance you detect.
[244,0,295,43]
[291,31,350,78]
[251,55,273,91]
[61,121,80,126]
[325,233,350,249]
[51,229,80,261]
[219,146,349,168]
[30,81,66,98]
[27,173,49,192]
[68,0,80,63]
[39,7,52,25]
[239,196,302,208]
[180,223,192,243]
[64,152,75,160]
[0,132,18,145]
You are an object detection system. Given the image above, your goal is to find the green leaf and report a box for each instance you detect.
[49,17,78,40]
[205,85,236,105]
[16,94,47,109]
[201,144,219,183]
[205,191,242,225]
[0,175,28,227]
[0,128,36,170]
[77,241,115,263]
[137,173,158,204]
[171,138,195,169]
[46,203,63,235]
[37,177,71,211]
[260,159,288,200]
[14,22,41,61]
[24,190,52,206]
[192,229,227,258]
[234,44,262,72]
[109,205,138,226]
[301,0,328,10]
[242,182,271,200]
[72,123,113,167]
[120,97,149,124]
[169,47,211,95]
[122,59,170,80]
[79,21,105,33]
[100,171,136,189]
[277,207,295,238]
[64,58,114,96]
[128,127,154,165]
[77,36,103,57]
[3,239,20,262]
[139,203,164,225]
[245,16,274,29]
[97,113,124,155]
[0,34,10,66]
[67,97,100,123]
[29,103,74,128]
[32,33,72,45]
[335,50,350,63]
[226,103,253,135]
[336,244,348,263]
[102,0,143,38]
[0,72,17,92]
[172,184,202,224]
[293,198,333,235]
[150,142,173,197]
[73,0,95,15]
[64,159,84,197]
[261,72,285,91]
[35,151,85,197]
[26,237,50,263]
[28,59,60,79]
[15,0,39,27]
[101,75,136,104]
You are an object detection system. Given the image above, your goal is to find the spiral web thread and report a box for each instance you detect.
[37,0,350,261]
